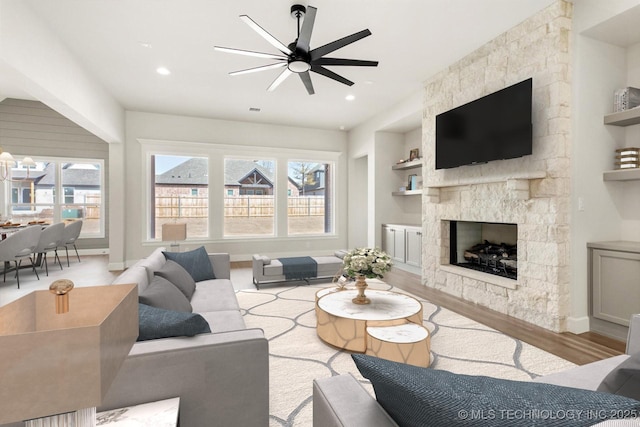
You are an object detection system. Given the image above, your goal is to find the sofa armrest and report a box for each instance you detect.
[534,354,629,390]
[208,253,230,280]
[100,329,268,427]
[313,374,398,427]
[252,254,270,284]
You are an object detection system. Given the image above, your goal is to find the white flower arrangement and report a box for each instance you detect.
[343,247,392,279]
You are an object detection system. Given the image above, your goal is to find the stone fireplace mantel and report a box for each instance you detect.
[425,171,547,203]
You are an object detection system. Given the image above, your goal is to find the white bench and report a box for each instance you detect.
[252,250,347,289]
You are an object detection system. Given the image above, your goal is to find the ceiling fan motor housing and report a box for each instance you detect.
[290,4,306,18]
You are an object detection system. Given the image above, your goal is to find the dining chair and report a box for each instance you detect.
[0,225,42,288]
[61,220,83,266]
[34,222,65,276]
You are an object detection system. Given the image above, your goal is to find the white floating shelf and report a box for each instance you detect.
[604,108,640,127]
[392,189,422,196]
[603,168,640,181]
[392,159,422,170]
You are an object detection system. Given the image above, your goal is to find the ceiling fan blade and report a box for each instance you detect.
[214,46,288,61]
[267,68,293,92]
[229,62,287,76]
[310,65,354,86]
[296,6,316,53]
[240,15,293,56]
[299,71,315,95]
[310,29,372,61]
[312,57,378,67]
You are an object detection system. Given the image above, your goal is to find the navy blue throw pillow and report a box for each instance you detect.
[137,303,211,341]
[163,246,215,282]
[352,354,640,427]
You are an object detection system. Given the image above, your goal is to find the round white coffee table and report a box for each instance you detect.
[316,289,424,353]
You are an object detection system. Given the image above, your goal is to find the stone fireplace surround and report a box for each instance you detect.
[420,1,572,333]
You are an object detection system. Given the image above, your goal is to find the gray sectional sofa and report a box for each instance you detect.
[102,247,269,427]
[313,315,640,427]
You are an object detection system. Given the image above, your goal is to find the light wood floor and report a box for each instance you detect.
[384,267,626,366]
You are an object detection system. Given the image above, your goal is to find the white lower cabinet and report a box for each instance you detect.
[382,224,421,270]
[405,227,422,267]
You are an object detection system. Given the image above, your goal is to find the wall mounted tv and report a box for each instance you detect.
[435,78,533,170]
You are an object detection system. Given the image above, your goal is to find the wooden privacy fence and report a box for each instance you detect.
[155,195,325,218]
[84,195,101,219]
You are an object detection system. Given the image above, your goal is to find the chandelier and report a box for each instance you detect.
[0,147,36,181]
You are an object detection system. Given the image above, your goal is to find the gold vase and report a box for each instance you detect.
[352,275,371,305]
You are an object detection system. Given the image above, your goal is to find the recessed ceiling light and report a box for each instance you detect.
[156,67,171,76]
[345,94,355,101]
[363,80,374,85]
[139,41,153,48]
[339,125,346,130]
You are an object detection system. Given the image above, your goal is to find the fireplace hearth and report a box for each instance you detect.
[450,221,518,280]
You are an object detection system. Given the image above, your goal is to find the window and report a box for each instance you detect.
[8,159,104,237]
[64,187,74,204]
[224,158,275,237]
[151,154,208,240]
[144,146,337,241]
[288,161,333,235]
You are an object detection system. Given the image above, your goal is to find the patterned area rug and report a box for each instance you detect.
[236,281,576,427]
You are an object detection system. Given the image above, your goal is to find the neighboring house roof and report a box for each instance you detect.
[156,158,276,187]
[156,158,317,192]
[156,158,208,185]
[224,159,273,186]
[14,163,101,187]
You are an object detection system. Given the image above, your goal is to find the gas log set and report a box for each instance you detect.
[460,240,517,279]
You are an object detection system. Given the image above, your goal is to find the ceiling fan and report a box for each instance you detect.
[214,4,378,95]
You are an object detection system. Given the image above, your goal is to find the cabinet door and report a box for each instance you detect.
[382,226,395,259]
[405,227,422,267]
[392,228,405,263]
[592,249,640,327]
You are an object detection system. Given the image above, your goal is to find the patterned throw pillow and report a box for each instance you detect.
[137,303,210,341]
[352,354,640,427]
[163,246,215,282]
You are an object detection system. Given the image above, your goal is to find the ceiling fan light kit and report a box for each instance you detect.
[214,4,378,95]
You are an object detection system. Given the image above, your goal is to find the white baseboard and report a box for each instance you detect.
[566,315,590,334]
[77,248,109,256]
[108,262,125,271]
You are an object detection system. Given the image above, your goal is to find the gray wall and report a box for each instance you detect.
[0,98,109,250]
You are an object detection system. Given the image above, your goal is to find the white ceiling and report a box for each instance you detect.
[4,0,558,131]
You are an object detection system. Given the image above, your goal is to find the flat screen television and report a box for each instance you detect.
[435,78,532,170]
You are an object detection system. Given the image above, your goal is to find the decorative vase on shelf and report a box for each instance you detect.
[352,275,371,305]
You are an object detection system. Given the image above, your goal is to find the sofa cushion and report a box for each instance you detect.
[139,276,192,313]
[200,310,246,333]
[598,352,640,401]
[190,279,240,312]
[163,246,215,282]
[352,354,640,427]
[154,259,196,300]
[137,303,211,341]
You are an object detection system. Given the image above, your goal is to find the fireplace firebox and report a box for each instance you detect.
[449,221,517,280]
